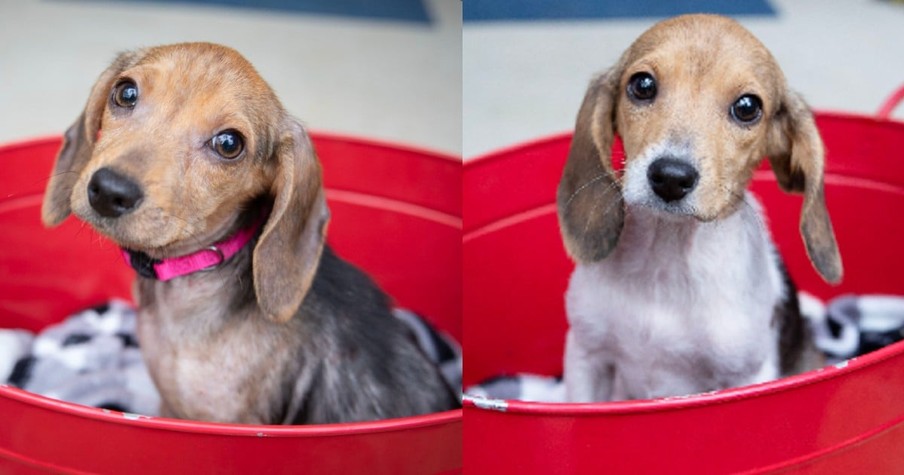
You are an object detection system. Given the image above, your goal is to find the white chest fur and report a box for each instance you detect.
[564,193,785,401]
[134,273,292,423]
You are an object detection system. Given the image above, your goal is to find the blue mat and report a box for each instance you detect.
[464,0,775,22]
[78,0,431,23]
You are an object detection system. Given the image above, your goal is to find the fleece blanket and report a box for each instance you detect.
[0,301,462,417]
[465,293,904,403]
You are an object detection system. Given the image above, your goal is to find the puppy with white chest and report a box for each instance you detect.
[558,15,843,402]
[42,42,459,423]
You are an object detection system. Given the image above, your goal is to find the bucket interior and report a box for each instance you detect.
[461,111,904,474]
[464,112,904,387]
[0,134,463,474]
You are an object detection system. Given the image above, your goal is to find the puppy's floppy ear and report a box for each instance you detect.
[557,67,625,263]
[42,50,144,227]
[767,90,843,284]
[253,119,330,323]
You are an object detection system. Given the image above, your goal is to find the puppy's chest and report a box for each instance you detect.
[136,278,295,422]
[566,213,783,388]
[571,271,772,357]
[569,265,778,400]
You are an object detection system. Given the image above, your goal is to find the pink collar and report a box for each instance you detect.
[121,213,266,281]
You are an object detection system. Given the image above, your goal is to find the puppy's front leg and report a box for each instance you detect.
[159,402,177,419]
[564,329,615,402]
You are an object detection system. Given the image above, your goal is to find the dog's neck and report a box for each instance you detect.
[131,216,261,343]
[121,208,267,281]
[614,194,767,274]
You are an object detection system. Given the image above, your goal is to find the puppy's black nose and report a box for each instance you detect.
[87,168,144,218]
[648,158,699,203]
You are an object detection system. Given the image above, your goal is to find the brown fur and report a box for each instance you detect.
[42,43,458,423]
[45,44,322,323]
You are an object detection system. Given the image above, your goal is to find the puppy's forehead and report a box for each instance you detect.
[128,43,278,106]
[623,15,783,95]
[630,15,768,58]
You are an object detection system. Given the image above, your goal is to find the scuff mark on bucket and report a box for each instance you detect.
[464,394,508,412]
[122,412,150,421]
[660,389,718,402]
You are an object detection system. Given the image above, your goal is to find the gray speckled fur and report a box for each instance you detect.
[137,243,459,425]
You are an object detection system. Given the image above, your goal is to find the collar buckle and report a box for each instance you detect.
[199,245,226,272]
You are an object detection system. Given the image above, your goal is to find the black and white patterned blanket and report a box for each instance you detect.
[465,293,904,402]
[5,293,902,409]
[0,301,462,416]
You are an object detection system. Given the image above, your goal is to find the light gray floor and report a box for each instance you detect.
[2,1,902,160]
[464,0,904,159]
[0,0,462,155]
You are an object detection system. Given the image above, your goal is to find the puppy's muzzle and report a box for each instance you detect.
[87,167,144,218]
[647,157,699,203]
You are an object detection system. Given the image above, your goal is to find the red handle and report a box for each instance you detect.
[877,85,904,120]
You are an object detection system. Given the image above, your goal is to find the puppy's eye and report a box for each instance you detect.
[211,130,245,160]
[112,80,139,108]
[731,94,763,124]
[627,72,657,102]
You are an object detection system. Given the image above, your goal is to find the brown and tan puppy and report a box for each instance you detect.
[42,43,458,423]
[558,15,841,402]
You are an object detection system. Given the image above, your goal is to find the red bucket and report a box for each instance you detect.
[0,134,462,474]
[463,88,904,474]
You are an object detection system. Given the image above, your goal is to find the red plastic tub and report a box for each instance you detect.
[0,134,462,474]
[463,89,904,474]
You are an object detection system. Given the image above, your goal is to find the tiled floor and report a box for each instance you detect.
[0,0,462,155]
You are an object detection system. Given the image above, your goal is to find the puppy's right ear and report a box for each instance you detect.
[557,67,625,263]
[42,51,142,227]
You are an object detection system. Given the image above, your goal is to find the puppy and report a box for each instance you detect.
[557,15,842,402]
[42,42,459,423]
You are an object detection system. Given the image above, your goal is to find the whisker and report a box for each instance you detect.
[562,173,608,209]
[596,181,625,218]
[14,170,79,195]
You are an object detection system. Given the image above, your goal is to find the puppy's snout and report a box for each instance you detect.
[648,158,699,203]
[87,167,144,218]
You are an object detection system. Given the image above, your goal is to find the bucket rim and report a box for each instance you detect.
[1,383,462,436]
[464,108,904,168]
[464,337,904,416]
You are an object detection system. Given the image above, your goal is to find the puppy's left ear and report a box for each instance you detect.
[767,90,843,284]
[253,119,330,323]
